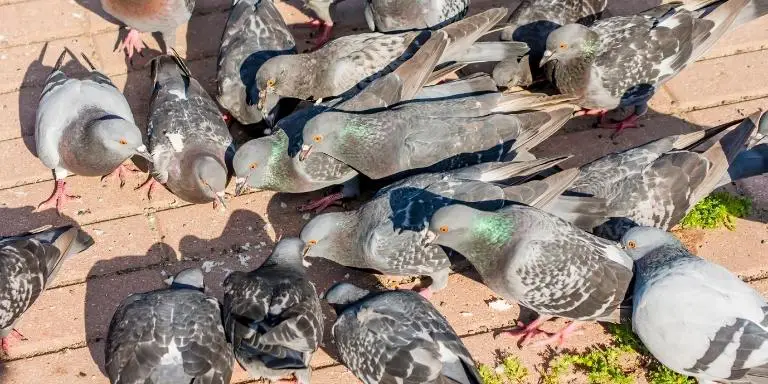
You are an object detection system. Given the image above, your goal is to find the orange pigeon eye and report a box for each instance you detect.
[627,240,637,249]
[312,135,323,143]
[266,79,276,88]
[249,162,258,169]
[308,239,318,246]
[119,138,128,145]
[559,42,569,50]
[439,226,449,233]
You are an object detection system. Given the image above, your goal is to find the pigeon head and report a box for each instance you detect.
[428,204,514,257]
[620,226,683,261]
[323,282,370,313]
[300,212,359,266]
[265,237,308,269]
[541,24,599,67]
[193,155,228,208]
[233,137,283,195]
[256,55,313,116]
[298,113,345,162]
[90,116,152,163]
[168,268,205,290]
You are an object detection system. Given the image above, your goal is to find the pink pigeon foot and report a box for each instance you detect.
[312,22,334,50]
[598,114,641,138]
[222,112,232,124]
[102,164,141,188]
[118,28,146,59]
[299,192,344,213]
[37,180,80,214]
[297,18,324,28]
[417,287,433,299]
[2,329,27,355]
[530,321,584,347]
[574,108,609,118]
[136,177,161,200]
[504,316,554,346]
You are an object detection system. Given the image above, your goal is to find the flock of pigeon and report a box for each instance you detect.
[2,0,768,383]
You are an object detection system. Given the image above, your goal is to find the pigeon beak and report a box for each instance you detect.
[134,144,152,162]
[215,191,228,210]
[234,177,248,196]
[540,50,555,67]
[299,144,313,162]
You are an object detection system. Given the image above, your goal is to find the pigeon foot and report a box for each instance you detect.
[598,114,640,138]
[574,108,609,118]
[37,180,80,215]
[2,329,27,356]
[136,177,160,200]
[118,28,145,59]
[504,316,553,346]
[416,287,433,299]
[102,164,141,188]
[312,22,334,50]
[530,321,584,347]
[299,192,344,213]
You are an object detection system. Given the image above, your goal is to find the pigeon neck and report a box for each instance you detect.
[633,245,693,284]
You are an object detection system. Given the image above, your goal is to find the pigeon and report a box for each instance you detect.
[139,50,233,208]
[364,0,470,33]
[301,0,339,48]
[498,0,607,78]
[101,0,194,58]
[301,160,593,297]
[566,110,760,241]
[719,110,768,184]
[621,226,768,384]
[35,49,151,214]
[255,8,529,112]
[0,225,93,355]
[105,268,233,384]
[217,0,298,126]
[541,0,756,134]
[324,282,483,384]
[427,203,633,346]
[222,238,323,384]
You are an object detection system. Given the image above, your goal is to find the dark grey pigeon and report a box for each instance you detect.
[621,226,768,384]
[541,0,755,134]
[217,0,298,126]
[718,110,768,184]
[324,283,483,384]
[255,8,529,111]
[427,203,633,347]
[364,0,469,33]
[222,238,323,384]
[36,49,151,214]
[141,50,233,208]
[102,0,195,58]
[105,268,234,384]
[0,225,93,355]
[566,110,760,241]
[301,160,587,297]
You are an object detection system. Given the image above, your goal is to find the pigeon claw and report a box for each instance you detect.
[598,114,641,138]
[530,321,584,348]
[416,287,433,300]
[37,180,80,215]
[117,28,146,60]
[311,22,334,51]
[102,164,141,188]
[299,192,344,213]
[135,177,160,200]
[504,317,553,347]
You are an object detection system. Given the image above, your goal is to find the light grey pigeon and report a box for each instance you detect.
[497,0,607,81]
[364,0,469,33]
[140,50,233,208]
[105,268,234,384]
[324,282,483,384]
[540,0,757,135]
[621,226,768,384]
[301,0,339,48]
[427,203,633,347]
[301,160,602,297]
[0,225,93,355]
[101,0,194,58]
[217,0,298,126]
[36,49,151,214]
[565,110,760,241]
[255,8,529,111]
[222,238,323,384]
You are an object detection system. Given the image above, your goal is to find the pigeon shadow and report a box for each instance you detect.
[0,205,78,237]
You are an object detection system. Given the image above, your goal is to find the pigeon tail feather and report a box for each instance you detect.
[513,107,575,151]
[450,42,530,64]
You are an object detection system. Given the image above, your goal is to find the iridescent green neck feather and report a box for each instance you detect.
[472,214,514,248]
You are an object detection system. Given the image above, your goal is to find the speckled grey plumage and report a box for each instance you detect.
[0,226,93,340]
[300,160,582,292]
[622,227,768,384]
[544,0,750,113]
[217,0,297,125]
[255,8,528,102]
[36,50,147,181]
[105,268,233,384]
[428,204,633,322]
[364,0,469,32]
[325,283,482,384]
[222,239,323,384]
[101,0,194,48]
[148,53,233,204]
[567,111,759,240]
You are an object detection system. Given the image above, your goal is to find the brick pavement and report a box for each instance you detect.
[0,0,766,383]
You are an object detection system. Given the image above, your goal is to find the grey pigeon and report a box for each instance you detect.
[255,8,529,111]
[566,110,760,241]
[0,225,93,355]
[101,0,194,58]
[222,238,323,384]
[105,268,234,384]
[36,49,151,214]
[621,226,768,384]
[497,0,607,82]
[301,0,339,48]
[217,0,298,126]
[324,282,483,384]
[541,0,756,134]
[141,51,233,208]
[719,110,768,184]
[301,160,590,297]
[364,0,469,33]
[427,203,633,346]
